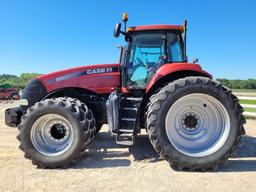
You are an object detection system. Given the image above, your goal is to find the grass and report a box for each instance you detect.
[239,99,256,105]
[239,96,256,119]
[244,108,256,113]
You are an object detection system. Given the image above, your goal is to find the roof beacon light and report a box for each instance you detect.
[122,12,128,32]
[122,13,128,22]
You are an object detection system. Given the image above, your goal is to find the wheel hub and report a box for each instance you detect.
[183,114,198,130]
[30,114,74,156]
[50,124,67,140]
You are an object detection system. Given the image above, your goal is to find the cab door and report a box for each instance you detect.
[124,32,165,90]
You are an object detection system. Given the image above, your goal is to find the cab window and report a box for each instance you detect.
[127,33,165,88]
[167,33,183,62]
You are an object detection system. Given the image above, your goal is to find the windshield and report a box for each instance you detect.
[126,32,184,88]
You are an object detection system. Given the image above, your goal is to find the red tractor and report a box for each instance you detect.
[5,14,245,171]
[0,88,19,100]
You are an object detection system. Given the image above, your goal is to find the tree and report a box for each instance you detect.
[217,78,256,89]
[0,73,40,89]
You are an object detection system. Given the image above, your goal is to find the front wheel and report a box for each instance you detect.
[17,98,92,168]
[146,77,246,171]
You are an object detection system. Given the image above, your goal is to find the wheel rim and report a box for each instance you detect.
[165,93,230,157]
[30,114,74,156]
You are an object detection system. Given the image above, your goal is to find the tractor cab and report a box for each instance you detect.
[107,13,188,145]
[123,29,185,90]
[115,13,187,93]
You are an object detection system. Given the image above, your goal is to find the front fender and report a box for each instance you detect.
[21,79,48,106]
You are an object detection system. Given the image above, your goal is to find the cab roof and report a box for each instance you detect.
[127,25,184,33]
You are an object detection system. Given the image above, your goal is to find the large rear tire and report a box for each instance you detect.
[146,77,246,171]
[17,98,92,168]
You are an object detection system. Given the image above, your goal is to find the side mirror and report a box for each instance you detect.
[193,58,199,63]
[114,23,122,38]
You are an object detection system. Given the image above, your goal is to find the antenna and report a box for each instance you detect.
[184,20,187,62]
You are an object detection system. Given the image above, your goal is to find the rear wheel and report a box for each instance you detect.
[146,77,246,171]
[17,98,92,168]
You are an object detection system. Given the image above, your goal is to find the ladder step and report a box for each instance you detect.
[119,129,133,133]
[121,118,136,121]
[123,107,138,111]
[125,97,143,101]
[116,134,134,146]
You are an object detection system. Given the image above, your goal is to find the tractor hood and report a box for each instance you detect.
[37,63,120,94]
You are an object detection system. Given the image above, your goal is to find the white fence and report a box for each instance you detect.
[238,96,256,117]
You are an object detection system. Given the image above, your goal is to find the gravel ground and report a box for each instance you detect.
[1,101,256,192]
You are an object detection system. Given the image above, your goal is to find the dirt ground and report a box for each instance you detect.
[1,102,256,192]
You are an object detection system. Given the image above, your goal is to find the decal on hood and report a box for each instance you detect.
[46,67,119,84]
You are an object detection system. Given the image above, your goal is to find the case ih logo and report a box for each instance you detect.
[46,67,118,84]
[86,67,113,75]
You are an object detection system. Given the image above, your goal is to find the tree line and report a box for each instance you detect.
[0,73,40,89]
[0,73,255,90]
[216,79,256,90]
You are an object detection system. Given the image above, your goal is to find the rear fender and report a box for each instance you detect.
[139,63,212,128]
[146,63,212,94]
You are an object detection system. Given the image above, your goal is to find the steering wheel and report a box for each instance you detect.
[131,57,146,73]
[130,56,164,87]
[135,57,144,67]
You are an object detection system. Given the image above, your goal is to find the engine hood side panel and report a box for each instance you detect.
[37,64,120,94]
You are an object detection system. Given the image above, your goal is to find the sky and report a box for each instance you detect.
[0,0,255,79]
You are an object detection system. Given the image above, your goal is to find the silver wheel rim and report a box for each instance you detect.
[165,93,230,157]
[30,114,74,156]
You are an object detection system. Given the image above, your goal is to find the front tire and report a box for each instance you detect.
[146,77,246,171]
[64,97,96,141]
[95,122,103,134]
[17,98,92,168]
